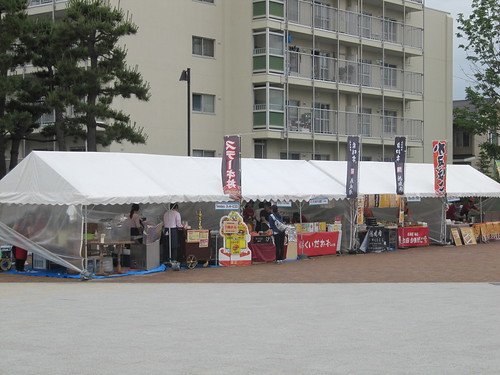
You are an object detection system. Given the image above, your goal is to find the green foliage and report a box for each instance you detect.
[455,0,500,162]
[59,0,151,151]
[0,0,32,178]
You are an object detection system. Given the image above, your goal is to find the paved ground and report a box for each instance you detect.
[2,242,500,374]
[0,241,499,283]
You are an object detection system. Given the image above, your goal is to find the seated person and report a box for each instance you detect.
[446,201,464,222]
[460,198,480,221]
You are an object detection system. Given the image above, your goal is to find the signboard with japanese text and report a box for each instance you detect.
[398,227,429,247]
[215,202,240,210]
[186,230,210,248]
[222,135,241,200]
[394,136,406,195]
[346,136,360,198]
[218,211,251,266]
[298,231,340,256]
[432,140,447,196]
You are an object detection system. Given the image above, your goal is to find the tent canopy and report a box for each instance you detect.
[0,151,346,205]
[310,160,500,198]
[0,151,499,206]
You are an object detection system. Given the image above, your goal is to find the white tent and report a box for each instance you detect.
[310,161,500,198]
[0,151,499,275]
[0,151,346,205]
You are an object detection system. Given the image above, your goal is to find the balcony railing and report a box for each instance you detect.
[27,0,67,7]
[286,106,423,142]
[287,0,423,49]
[287,51,423,95]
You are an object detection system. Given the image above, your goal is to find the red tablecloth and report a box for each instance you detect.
[298,232,339,256]
[398,226,429,247]
[249,242,276,262]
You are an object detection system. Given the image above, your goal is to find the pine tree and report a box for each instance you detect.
[60,0,151,151]
[0,0,31,178]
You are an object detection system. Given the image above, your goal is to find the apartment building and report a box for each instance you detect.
[23,0,452,163]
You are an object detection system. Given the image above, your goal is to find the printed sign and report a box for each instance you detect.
[309,198,329,206]
[450,227,462,246]
[218,211,251,266]
[398,227,429,247]
[432,140,447,196]
[215,202,240,210]
[298,232,340,256]
[460,227,477,245]
[222,135,241,200]
[394,136,406,195]
[346,136,360,198]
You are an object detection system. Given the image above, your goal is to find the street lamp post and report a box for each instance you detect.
[179,68,191,156]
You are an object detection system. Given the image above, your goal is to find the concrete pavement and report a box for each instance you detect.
[2,283,500,374]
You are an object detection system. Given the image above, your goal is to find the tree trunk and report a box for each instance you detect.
[9,135,22,172]
[0,136,7,179]
[87,119,97,151]
[55,108,67,151]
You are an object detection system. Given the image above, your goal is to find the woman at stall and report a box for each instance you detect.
[129,203,144,244]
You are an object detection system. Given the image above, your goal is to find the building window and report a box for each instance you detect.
[192,36,215,57]
[383,110,397,135]
[383,63,397,87]
[254,140,267,159]
[314,102,330,133]
[70,147,86,152]
[280,152,300,160]
[193,150,215,157]
[361,156,372,161]
[193,93,215,113]
[194,0,214,3]
[361,108,372,136]
[313,154,330,160]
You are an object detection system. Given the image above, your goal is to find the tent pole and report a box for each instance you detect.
[440,197,447,245]
[84,205,88,270]
[296,201,307,259]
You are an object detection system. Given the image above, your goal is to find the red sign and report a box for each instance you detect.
[432,141,447,196]
[398,227,429,247]
[222,135,241,200]
[298,232,340,256]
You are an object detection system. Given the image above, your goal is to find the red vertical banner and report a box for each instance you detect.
[222,135,242,200]
[432,140,447,196]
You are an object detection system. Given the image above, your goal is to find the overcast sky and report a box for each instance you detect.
[425,0,473,100]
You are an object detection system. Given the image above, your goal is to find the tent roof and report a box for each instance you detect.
[0,151,345,205]
[310,161,500,198]
[0,152,498,206]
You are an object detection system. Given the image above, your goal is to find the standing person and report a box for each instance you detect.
[13,216,33,272]
[268,205,286,263]
[242,201,255,227]
[163,203,183,262]
[129,203,144,244]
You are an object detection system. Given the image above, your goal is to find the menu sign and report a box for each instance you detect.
[346,136,360,198]
[432,140,447,196]
[394,137,406,195]
[222,135,241,200]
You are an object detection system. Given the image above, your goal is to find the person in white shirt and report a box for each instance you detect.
[163,203,182,262]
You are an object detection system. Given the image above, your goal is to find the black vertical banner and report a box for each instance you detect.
[346,136,360,198]
[394,136,406,195]
[222,135,241,200]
